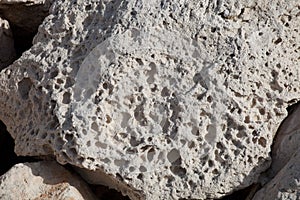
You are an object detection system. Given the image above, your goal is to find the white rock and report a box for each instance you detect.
[0,0,299,199]
[0,161,97,200]
[0,17,15,70]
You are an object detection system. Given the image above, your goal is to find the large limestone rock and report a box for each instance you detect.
[0,161,97,200]
[0,17,15,69]
[0,0,299,199]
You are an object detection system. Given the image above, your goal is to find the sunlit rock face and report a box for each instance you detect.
[0,0,299,199]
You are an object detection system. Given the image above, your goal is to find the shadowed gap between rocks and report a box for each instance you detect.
[218,184,261,200]
[64,164,131,200]
[0,1,52,69]
[0,120,39,176]
[10,23,38,58]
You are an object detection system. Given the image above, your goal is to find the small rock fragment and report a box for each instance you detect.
[0,161,97,200]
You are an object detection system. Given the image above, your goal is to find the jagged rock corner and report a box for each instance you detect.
[0,0,299,200]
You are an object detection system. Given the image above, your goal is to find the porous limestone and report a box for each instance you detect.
[0,0,299,199]
[0,161,97,200]
[0,17,15,70]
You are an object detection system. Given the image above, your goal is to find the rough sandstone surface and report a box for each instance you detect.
[0,0,299,199]
[0,17,15,70]
[0,161,97,200]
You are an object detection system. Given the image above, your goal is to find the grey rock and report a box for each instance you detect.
[0,0,299,199]
[252,148,300,200]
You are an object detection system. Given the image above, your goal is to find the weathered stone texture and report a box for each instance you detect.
[0,161,97,200]
[0,0,299,199]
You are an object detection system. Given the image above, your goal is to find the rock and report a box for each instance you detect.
[252,103,300,200]
[0,17,16,70]
[0,0,299,199]
[0,161,97,200]
[269,103,300,176]
[252,148,300,200]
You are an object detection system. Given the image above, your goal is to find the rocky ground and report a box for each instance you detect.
[0,0,299,199]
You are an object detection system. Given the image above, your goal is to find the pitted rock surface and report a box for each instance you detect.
[0,0,299,199]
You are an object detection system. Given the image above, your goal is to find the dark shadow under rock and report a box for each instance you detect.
[90,185,131,200]
[219,184,260,200]
[0,120,38,176]
[0,0,52,56]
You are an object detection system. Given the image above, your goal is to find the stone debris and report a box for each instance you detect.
[0,17,15,70]
[0,161,97,200]
[0,0,299,199]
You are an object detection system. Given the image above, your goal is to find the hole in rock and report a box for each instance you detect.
[0,120,38,176]
[18,77,33,100]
